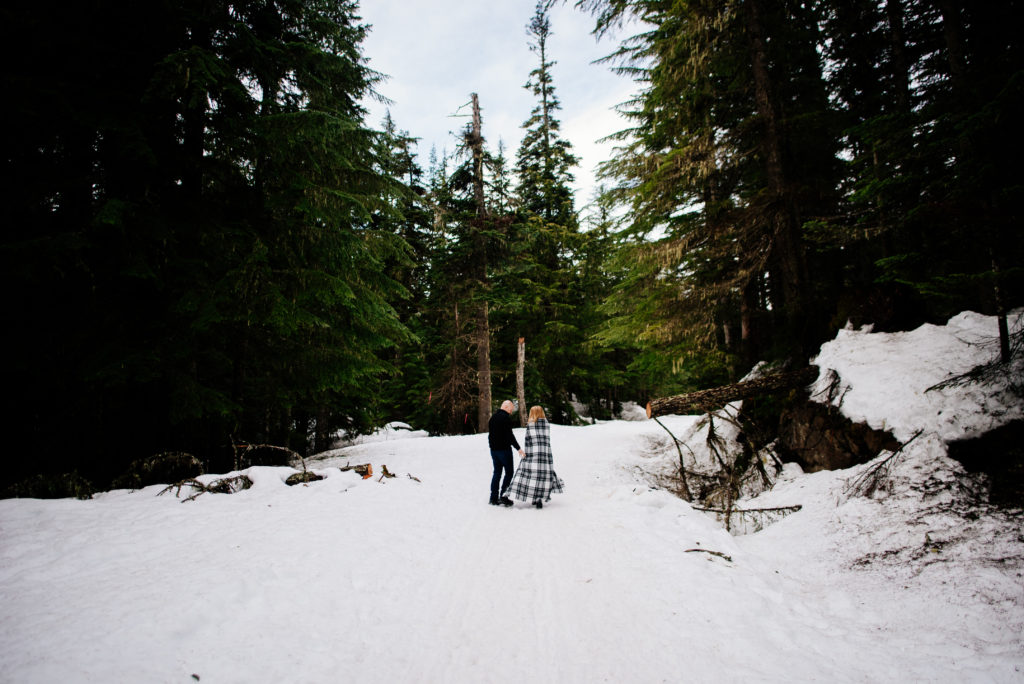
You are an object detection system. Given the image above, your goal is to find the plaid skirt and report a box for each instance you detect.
[505,419,564,502]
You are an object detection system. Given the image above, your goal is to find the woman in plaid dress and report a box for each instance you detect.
[505,406,564,508]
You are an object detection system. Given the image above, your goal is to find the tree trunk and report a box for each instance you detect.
[991,249,1011,363]
[538,22,552,218]
[740,278,758,365]
[745,0,785,199]
[315,404,330,453]
[935,0,968,92]
[182,13,211,200]
[442,300,472,434]
[646,366,819,418]
[744,0,809,357]
[477,301,492,432]
[884,0,912,114]
[469,93,487,222]
[935,1,1008,358]
[469,93,492,432]
[517,337,527,426]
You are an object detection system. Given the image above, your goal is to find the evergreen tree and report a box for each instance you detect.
[583,0,1023,389]
[515,3,580,227]
[583,0,843,380]
[1,0,411,491]
[573,188,639,418]
[814,0,1024,348]
[497,1,591,422]
[585,0,753,390]
[370,113,436,436]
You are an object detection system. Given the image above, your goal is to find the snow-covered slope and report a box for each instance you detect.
[735,310,1024,681]
[809,310,1023,442]
[0,312,1021,682]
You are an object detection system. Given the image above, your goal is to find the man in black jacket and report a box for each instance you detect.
[488,400,524,506]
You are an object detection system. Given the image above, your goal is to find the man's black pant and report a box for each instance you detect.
[490,448,514,501]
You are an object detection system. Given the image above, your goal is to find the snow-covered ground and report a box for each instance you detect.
[1,312,1022,683]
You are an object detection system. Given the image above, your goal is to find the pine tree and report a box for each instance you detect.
[516,3,580,227]
[581,0,843,379]
[1,0,411,490]
[820,0,1024,343]
[370,112,436,437]
[573,188,638,418]
[584,0,1023,390]
[489,2,590,422]
[418,111,493,435]
[581,0,756,388]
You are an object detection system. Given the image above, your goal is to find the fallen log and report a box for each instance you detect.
[646,365,819,418]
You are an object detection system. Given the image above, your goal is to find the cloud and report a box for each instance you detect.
[359,0,639,206]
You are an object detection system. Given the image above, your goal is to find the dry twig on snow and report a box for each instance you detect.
[843,429,924,499]
[684,548,733,562]
[158,475,253,502]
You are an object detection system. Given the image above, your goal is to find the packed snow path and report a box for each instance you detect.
[2,417,1021,682]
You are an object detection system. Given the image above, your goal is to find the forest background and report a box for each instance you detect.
[2,0,1021,496]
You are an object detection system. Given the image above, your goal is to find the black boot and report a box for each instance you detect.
[489,497,500,506]
[533,500,543,509]
[500,496,513,507]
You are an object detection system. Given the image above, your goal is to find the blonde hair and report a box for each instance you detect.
[528,405,546,423]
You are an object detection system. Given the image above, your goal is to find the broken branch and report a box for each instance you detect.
[684,548,733,562]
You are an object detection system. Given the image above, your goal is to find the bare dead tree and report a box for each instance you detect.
[468,93,492,433]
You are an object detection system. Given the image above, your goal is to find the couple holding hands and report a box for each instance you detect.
[487,400,564,509]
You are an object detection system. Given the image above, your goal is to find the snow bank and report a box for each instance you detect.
[0,312,1022,682]
[333,420,430,447]
[810,310,1023,442]
[735,311,1024,683]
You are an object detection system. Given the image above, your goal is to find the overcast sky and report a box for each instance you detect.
[357,0,639,210]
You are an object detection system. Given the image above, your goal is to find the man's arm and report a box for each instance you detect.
[511,417,523,453]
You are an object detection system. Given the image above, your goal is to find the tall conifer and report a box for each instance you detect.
[1,0,411,489]
[501,1,588,421]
